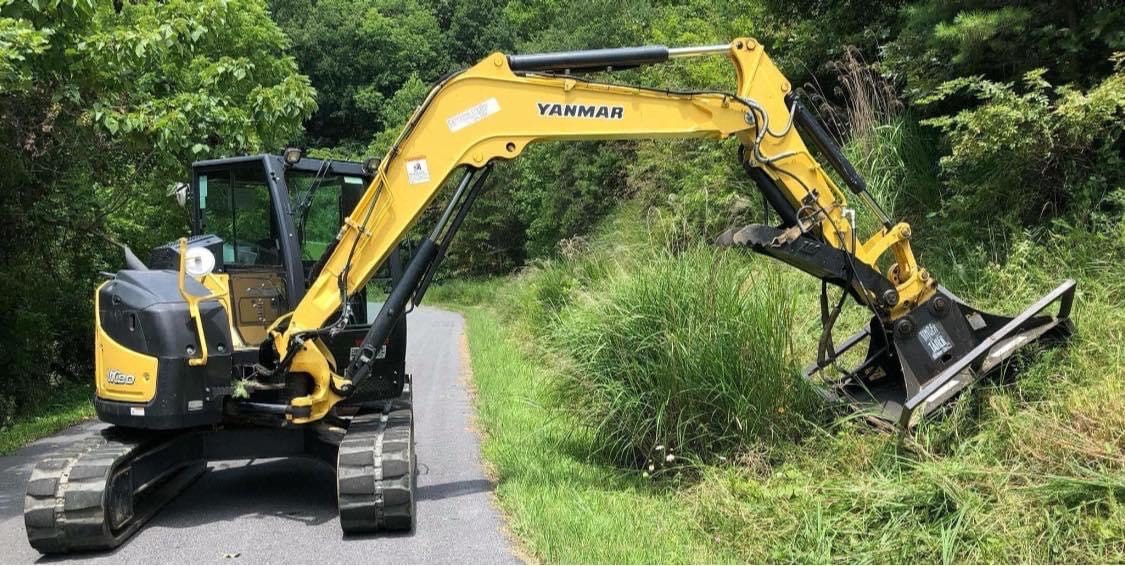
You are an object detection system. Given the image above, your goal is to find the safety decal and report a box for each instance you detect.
[406,158,431,185]
[447,98,501,133]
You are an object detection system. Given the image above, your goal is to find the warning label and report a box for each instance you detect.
[406,158,430,185]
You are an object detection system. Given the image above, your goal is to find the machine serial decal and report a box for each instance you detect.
[106,369,136,385]
[447,98,501,132]
[536,102,624,119]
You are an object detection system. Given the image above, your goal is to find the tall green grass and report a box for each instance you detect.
[458,306,736,563]
[547,247,821,466]
[426,90,1125,560]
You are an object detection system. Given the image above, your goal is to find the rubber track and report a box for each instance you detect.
[24,430,204,554]
[337,394,415,534]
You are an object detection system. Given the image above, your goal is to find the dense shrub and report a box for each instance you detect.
[921,64,1125,229]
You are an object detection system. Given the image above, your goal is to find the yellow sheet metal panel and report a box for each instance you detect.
[94,282,158,403]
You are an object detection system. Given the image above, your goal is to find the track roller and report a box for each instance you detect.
[24,428,205,554]
[337,399,415,534]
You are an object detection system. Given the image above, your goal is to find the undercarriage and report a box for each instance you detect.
[25,381,415,554]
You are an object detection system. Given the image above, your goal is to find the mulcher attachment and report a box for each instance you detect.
[24,429,205,554]
[810,280,1075,426]
[337,394,416,534]
[720,223,1077,427]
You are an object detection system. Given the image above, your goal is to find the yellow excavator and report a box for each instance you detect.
[25,38,1075,553]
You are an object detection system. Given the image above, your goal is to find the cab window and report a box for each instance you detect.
[288,173,367,261]
[198,165,281,266]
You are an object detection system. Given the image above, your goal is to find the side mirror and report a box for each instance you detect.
[168,182,189,208]
[363,156,380,176]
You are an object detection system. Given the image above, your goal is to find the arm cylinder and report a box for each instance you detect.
[788,99,868,195]
[788,96,892,227]
[508,45,669,73]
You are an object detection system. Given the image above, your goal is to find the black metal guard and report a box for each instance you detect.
[897,278,1076,426]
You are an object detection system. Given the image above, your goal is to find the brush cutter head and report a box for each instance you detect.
[717,223,1077,427]
[806,279,1076,427]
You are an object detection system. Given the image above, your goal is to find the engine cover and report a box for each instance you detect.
[94,270,233,429]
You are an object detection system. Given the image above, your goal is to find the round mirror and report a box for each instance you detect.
[185,246,216,278]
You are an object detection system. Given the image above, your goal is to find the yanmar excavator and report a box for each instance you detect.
[25,39,1075,553]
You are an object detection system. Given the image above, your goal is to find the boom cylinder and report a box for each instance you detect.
[341,168,482,392]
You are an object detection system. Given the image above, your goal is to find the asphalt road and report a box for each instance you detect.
[0,307,521,564]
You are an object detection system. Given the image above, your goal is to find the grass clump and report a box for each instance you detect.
[548,246,821,466]
[459,306,735,563]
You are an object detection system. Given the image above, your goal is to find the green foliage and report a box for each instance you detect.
[450,214,1125,562]
[444,208,824,468]
[457,305,736,563]
[435,0,515,64]
[920,64,1125,229]
[270,0,449,146]
[844,116,942,228]
[886,1,1125,98]
[450,196,1125,565]
[366,73,430,157]
[260,0,1125,283]
[0,381,94,456]
[0,0,314,422]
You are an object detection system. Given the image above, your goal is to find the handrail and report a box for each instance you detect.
[176,238,223,367]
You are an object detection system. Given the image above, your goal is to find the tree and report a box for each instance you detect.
[0,0,315,420]
[885,1,1125,99]
[271,0,450,147]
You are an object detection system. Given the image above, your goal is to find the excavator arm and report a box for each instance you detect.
[270,38,1073,427]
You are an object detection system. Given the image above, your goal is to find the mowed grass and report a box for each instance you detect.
[0,382,94,455]
[436,204,1125,563]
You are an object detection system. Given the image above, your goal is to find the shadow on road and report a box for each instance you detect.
[417,478,495,502]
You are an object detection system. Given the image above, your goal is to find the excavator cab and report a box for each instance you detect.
[181,153,408,404]
[91,153,408,432]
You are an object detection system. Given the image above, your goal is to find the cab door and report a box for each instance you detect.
[194,161,290,346]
